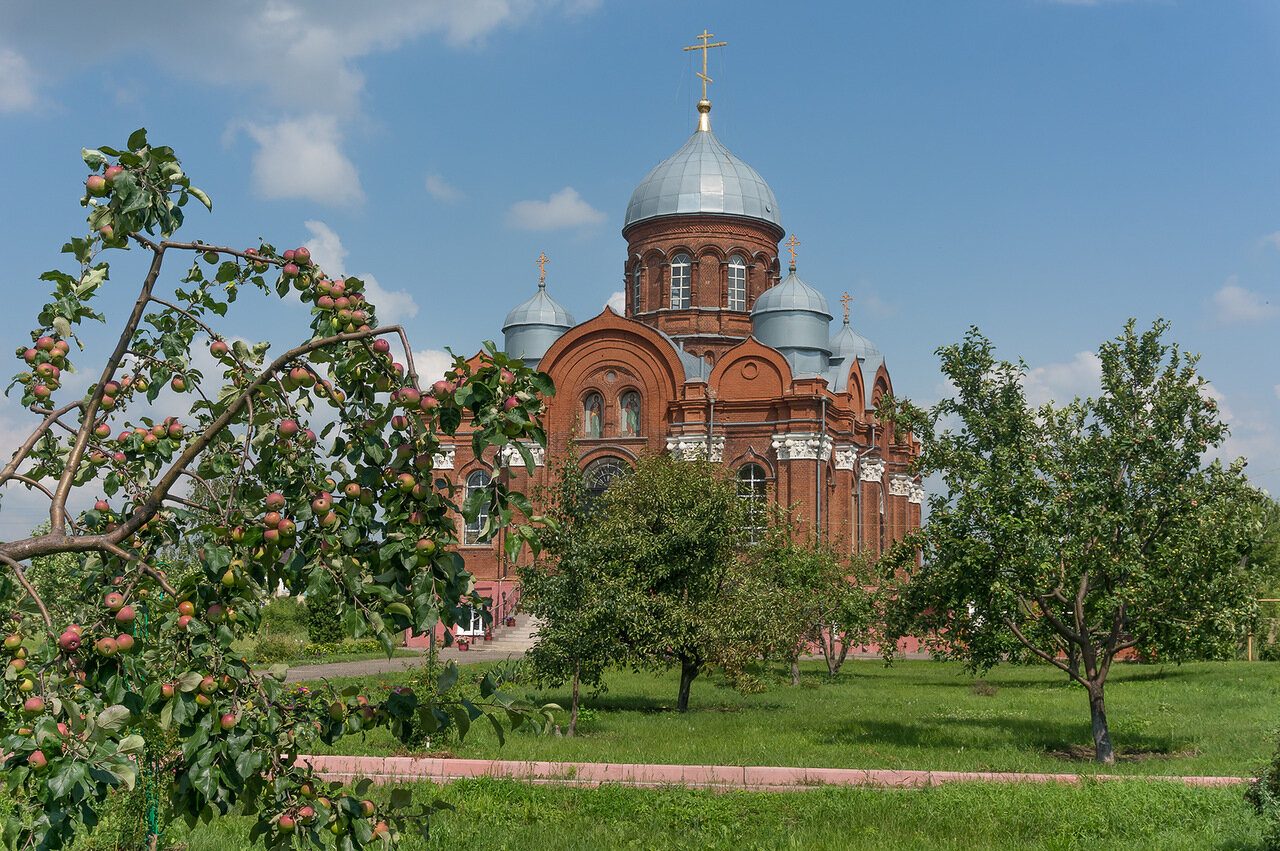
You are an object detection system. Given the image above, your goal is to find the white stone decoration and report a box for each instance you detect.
[432,446,455,470]
[889,474,913,498]
[858,457,885,483]
[909,482,926,505]
[666,434,724,462]
[500,442,546,468]
[771,433,832,462]
[834,445,858,471]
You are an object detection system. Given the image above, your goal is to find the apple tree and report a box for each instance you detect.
[0,129,551,849]
[881,320,1262,764]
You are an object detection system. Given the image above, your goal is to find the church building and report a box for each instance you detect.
[437,34,922,637]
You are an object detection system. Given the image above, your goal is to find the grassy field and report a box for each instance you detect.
[161,778,1263,850]
[301,658,1280,779]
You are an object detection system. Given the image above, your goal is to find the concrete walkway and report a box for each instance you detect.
[297,754,1250,791]
[284,645,529,683]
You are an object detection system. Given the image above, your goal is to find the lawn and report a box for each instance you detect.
[163,778,1263,850]
[301,658,1280,779]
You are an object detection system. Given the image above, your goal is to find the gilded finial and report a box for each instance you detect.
[840,292,852,325]
[784,234,800,270]
[684,29,726,131]
[535,252,549,289]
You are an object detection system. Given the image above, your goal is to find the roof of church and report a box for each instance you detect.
[501,284,576,331]
[829,317,880,362]
[751,267,833,319]
[623,107,782,231]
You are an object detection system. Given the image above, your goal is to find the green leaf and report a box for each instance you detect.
[117,734,145,755]
[126,128,149,151]
[188,186,212,211]
[96,704,131,734]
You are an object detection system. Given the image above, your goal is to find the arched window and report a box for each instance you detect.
[464,469,492,545]
[619,391,641,436]
[670,253,691,309]
[737,463,768,544]
[727,255,746,311]
[584,456,629,505]
[632,264,643,310]
[583,392,603,438]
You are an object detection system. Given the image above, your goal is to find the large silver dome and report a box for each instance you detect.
[624,120,782,231]
[751,267,833,377]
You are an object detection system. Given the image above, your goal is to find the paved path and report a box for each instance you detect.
[284,646,529,683]
[298,754,1250,791]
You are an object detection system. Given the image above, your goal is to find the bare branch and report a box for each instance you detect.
[102,543,179,598]
[0,401,85,488]
[1003,615,1085,687]
[0,552,52,630]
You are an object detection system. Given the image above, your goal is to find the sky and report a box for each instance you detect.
[0,0,1277,537]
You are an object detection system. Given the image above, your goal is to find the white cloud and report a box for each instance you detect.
[303,220,349,278]
[1211,276,1277,324]
[0,47,37,113]
[425,174,464,202]
[361,274,418,326]
[243,116,364,206]
[604,290,625,313]
[506,187,606,231]
[1022,351,1102,406]
[1261,232,1280,251]
[413,349,456,384]
[303,222,418,324]
[1199,383,1235,423]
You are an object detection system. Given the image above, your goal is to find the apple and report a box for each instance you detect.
[504,396,520,411]
[170,376,186,392]
[28,750,48,770]
[298,806,315,823]
[263,528,280,545]
[278,815,296,834]
[95,637,119,657]
[210,340,229,358]
[391,415,409,431]
[420,395,438,411]
[9,659,26,673]
[265,492,286,511]
[230,526,246,543]
[343,482,362,499]
[372,821,390,838]
[361,800,376,818]
[85,174,108,197]
[219,713,237,730]
[311,493,333,513]
[199,675,218,695]
[207,604,226,624]
[282,263,299,278]
[294,246,311,263]
[396,473,416,493]
[32,384,51,400]
[500,368,515,386]
[115,633,135,652]
[22,696,44,716]
[17,677,34,694]
[104,165,124,184]
[178,600,196,617]
[115,605,136,625]
[104,591,125,611]
[221,569,239,588]
[416,538,436,556]
[194,692,212,708]
[299,782,317,800]
[3,634,21,651]
[168,422,184,439]
[278,419,299,437]
[177,615,193,632]
[161,683,176,699]
[263,511,282,528]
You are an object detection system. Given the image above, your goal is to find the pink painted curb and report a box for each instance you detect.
[296,755,1250,791]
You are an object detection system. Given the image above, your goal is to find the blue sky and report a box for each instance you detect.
[0,1,1277,536]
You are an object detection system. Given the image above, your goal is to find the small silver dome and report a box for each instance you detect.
[624,121,781,231]
[829,319,880,362]
[751,267,833,377]
[502,285,576,364]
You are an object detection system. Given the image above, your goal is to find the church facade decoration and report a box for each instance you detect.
[434,34,922,633]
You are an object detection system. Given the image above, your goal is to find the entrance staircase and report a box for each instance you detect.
[477,614,542,655]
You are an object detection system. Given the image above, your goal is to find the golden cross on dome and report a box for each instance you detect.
[840,292,853,324]
[784,234,801,266]
[684,29,727,102]
[535,252,549,287]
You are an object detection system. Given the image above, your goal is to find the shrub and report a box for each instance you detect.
[305,593,345,644]
[260,596,308,638]
[1247,729,1280,850]
[253,633,306,663]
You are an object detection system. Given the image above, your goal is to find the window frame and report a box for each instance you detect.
[737,463,769,544]
[670,253,691,309]
[727,255,747,311]
[463,468,492,545]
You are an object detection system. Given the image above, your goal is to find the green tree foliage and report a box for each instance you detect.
[519,447,625,735]
[882,320,1262,764]
[578,455,758,712]
[0,131,553,849]
[744,527,874,681]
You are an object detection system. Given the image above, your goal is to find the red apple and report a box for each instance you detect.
[265,492,286,511]
[103,592,125,611]
[115,633,135,652]
[210,340,229,358]
[28,750,48,770]
[161,683,176,699]
[177,615,193,632]
[199,675,218,694]
[85,174,108,197]
[170,376,186,392]
[95,637,119,657]
[178,600,196,617]
[219,713,237,730]
[115,605,136,625]
[278,419,299,437]
[278,815,296,834]
[104,165,124,184]
[4,633,22,651]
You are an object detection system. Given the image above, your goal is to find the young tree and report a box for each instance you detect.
[0,130,550,849]
[582,455,756,712]
[519,448,624,736]
[883,320,1262,764]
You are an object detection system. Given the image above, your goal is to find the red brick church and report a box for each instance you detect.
[434,36,922,639]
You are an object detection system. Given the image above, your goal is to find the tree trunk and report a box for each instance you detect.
[677,659,698,712]
[1067,644,1081,681]
[790,655,800,687]
[568,659,581,737]
[1088,682,1114,764]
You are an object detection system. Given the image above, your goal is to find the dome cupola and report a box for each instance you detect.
[502,255,575,365]
[751,260,833,377]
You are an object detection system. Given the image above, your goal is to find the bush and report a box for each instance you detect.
[260,596,308,638]
[1248,729,1280,850]
[253,634,306,663]
[305,594,345,644]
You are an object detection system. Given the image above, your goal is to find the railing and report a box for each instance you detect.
[491,584,523,631]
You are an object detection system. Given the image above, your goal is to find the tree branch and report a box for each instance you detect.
[0,552,52,630]
[0,401,85,488]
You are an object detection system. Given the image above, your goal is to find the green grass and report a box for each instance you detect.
[163,778,1263,850]
[304,659,1280,778]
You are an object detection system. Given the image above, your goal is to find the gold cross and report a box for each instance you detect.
[840,292,852,323]
[684,29,727,101]
[784,234,800,266]
[535,252,549,286]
